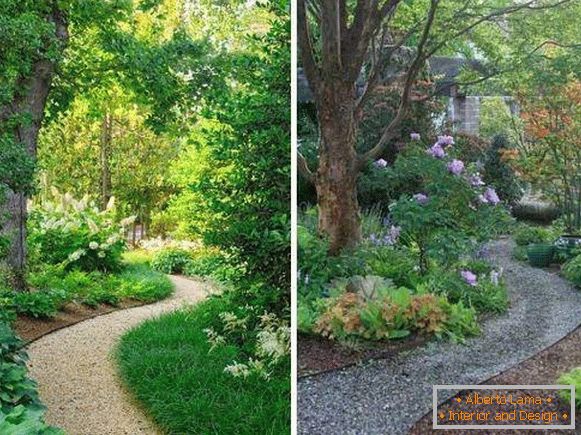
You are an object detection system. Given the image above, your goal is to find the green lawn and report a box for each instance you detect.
[116,298,291,434]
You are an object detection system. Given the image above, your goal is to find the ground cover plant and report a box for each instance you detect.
[117,297,290,435]
[558,367,581,410]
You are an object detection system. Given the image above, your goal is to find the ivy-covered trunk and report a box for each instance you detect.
[0,9,68,291]
[316,81,362,254]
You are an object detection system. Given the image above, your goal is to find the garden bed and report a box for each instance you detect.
[409,324,581,434]
[14,299,144,343]
[298,333,427,377]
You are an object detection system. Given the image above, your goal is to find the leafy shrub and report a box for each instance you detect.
[483,134,523,206]
[28,190,133,272]
[313,276,478,343]
[9,290,68,318]
[563,255,581,287]
[513,224,554,246]
[453,133,489,163]
[512,245,528,262]
[424,267,508,314]
[151,248,193,274]
[389,139,511,273]
[558,367,581,409]
[22,262,173,311]
[0,323,62,434]
[184,249,241,283]
[366,246,419,288]
[298,223,367,298]
[115,265,174,303]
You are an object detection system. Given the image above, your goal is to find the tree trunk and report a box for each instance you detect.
[316,81,362,254]
[0,9,68,291]
[100,112,113,210]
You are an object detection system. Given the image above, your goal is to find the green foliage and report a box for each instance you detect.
[366,246,419,288]
[297,223,367,298]
[169,3,290,300]
[184,249,241,283]
[389,141,511,273]
[424,268,509,314]
[28,190,132,272]
[563,255,581,287]
[479,97,523,143]
[8,291,67,319]
[513,224,554,246]
[313,278,479,343]
[151,248,193,274]
[116,297,290,434]
[0,261,173,317]
[0,323,62,434]
[483,134,523,206]
[558,367,581,410]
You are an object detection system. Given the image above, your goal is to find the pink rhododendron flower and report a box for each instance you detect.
[461,270,478,286]
[427,143,446,158]
[447,159,464,175]
[484,187,500,205]
[413,193,429,205]
[469,174,485,186]
[437,135,454,146]
[410,132,421,141]
[374,158,388,168]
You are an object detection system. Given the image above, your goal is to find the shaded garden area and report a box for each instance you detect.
[297,0,581,433]
[1,0,289,433]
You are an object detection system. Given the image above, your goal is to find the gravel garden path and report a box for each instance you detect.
[298,238,581,435]
[26,275,210,435]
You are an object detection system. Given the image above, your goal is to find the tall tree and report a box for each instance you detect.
[298,0,574,254]
[0,1,68,289]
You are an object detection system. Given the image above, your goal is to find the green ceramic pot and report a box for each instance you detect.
[527,244,554,267]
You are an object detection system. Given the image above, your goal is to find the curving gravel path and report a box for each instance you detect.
[27,275,210,435]
[298,238,581,435]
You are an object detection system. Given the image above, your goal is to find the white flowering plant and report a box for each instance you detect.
[204,306,290,381]
[28,189,135,272]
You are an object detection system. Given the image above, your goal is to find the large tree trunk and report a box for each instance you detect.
[100,112,113,210]
[316,81,362,254]
[0,9,68,290]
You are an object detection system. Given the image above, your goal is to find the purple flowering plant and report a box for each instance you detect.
[387,134,510,274]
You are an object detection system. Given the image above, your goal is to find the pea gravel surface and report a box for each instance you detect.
[26,275,210,435]
[298,238,581,435]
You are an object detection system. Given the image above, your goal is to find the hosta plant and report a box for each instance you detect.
[28,189,134,272]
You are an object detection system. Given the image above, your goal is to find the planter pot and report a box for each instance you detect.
[527,244,554,267]
[555,235,581,260]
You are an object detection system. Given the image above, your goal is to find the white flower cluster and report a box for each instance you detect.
[209,309,290,381]
[31,189,136,266]
[139,237,201,252]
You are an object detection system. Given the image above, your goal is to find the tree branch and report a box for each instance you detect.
[298,0,322,98]
[358,0,439,165]
[298,151,316,184]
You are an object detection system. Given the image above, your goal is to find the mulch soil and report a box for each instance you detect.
[298,333,428,377]
[409,324,581,434]
[14,300,145,343]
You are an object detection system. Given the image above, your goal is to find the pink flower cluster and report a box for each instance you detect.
[461,270,478,286]
[478,187,500,205]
